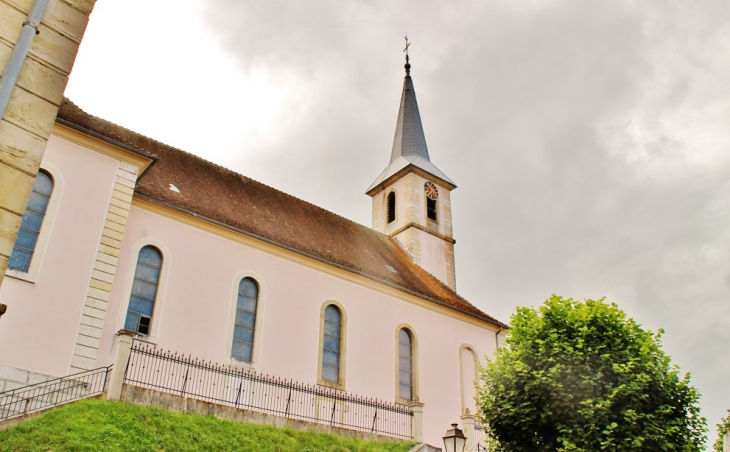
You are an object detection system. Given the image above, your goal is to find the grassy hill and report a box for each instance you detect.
[0,398,416,451]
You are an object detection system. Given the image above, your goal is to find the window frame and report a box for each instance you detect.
[7,164,64,284]
[116,238,171,341]
[227,271,267,369]
[317,300,347,389]
[394,323,419,404]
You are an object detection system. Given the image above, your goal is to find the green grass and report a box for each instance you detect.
[0,398,416,452]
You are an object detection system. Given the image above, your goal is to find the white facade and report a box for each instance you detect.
[0,107,504,447]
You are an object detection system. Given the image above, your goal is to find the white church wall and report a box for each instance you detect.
[95,200,497,446]
[419,232,450,284]
[0,135,120,378]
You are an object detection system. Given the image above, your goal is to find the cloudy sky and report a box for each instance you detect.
[65,0,730,441]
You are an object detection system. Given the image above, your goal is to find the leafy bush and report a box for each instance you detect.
[714,410,730,452]
[477,295,706,451]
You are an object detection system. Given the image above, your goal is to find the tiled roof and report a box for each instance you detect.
[57,98,506,328]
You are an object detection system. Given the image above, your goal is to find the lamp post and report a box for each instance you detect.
[443,423,467,452]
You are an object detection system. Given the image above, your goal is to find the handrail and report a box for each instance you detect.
[0,366,112,422]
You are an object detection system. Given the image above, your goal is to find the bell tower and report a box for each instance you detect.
[366,43,457,290]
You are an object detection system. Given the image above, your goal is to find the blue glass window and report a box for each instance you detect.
[124,246,162,335]
[398,328,413,400]
[9,171,53,272]
[322,305,342,383]
[231,278,259,362]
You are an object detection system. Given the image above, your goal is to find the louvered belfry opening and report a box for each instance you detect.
[387,192,396,223]
[427,197,437,221]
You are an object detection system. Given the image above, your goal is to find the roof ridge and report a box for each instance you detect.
[59,98,389,241]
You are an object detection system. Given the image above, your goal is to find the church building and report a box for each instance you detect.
[0,57,506,447]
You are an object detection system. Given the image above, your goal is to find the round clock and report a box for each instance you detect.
[424,182,439,200]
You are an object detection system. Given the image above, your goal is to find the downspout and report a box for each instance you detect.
[0,0,51,118]
[495,325,503,348]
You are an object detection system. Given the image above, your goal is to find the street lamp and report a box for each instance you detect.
[443,423,466,452]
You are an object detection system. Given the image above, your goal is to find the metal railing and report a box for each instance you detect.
[124,340,413,439]
[474,420,489,451]
[0,366,111,422]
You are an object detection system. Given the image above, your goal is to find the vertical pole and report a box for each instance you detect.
[408,402,424,442]
[461,410,477,452]
[106,330,135,400]
[284,389,291,417]
[724,432,729,452]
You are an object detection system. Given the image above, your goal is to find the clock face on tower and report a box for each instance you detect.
[424,182,439,200]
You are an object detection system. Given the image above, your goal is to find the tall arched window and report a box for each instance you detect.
[124,246,162,335]
[232,277,259,362]
[9,171,53,272]
[387,191,396,223]
[322,304,342,384]
[398,328,414,401]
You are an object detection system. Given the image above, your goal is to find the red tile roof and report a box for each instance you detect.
[57,98,506,328]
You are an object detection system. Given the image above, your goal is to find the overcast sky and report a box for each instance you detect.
[65,0,730,441]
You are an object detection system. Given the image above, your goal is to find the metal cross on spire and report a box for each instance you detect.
[403,35,411,75]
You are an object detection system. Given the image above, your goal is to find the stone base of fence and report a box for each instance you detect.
[120,384,409,444]
[0,364,54,393]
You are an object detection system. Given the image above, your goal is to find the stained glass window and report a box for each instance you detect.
[322,305,342,383]
[124,246,162,335]
[9,171,53,272]
[232,277,259,362]
[398,328,413,401]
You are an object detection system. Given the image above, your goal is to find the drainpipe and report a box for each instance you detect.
[0,0,51,118]
[495,325,503,348]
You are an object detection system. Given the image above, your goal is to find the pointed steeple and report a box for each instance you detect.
[367,49,454,193]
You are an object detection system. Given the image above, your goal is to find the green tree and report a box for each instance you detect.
[714,410,730,452]
[477,295,706,451]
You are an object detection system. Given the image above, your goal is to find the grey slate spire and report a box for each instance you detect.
[367,55,455,193]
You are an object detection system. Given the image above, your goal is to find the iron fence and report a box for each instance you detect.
[124,340,413,439]
[0,366,111,422]
[474,420,489,451]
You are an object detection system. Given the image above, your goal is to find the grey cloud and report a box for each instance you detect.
[202,0,730,437]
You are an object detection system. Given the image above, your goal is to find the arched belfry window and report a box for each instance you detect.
[322,304,342,384]
[398,328,414,401]
[231,277,259,362]
[426,198,437,221]
[124,246,162,335]
[9,171,53,272]
[387,191,396,224]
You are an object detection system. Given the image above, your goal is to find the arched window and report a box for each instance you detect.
[426,197,437,221]
[322,304,342,384]
[124,246,162,335]
[231,277,259,362]
[387,191,396,223]
[459,345,479,415]
[398,328,414,401]
[9,171,53,272]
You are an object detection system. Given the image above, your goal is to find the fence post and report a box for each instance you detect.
[461,410,477,452]
[106,329,135,401]
[408,401,425,442]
